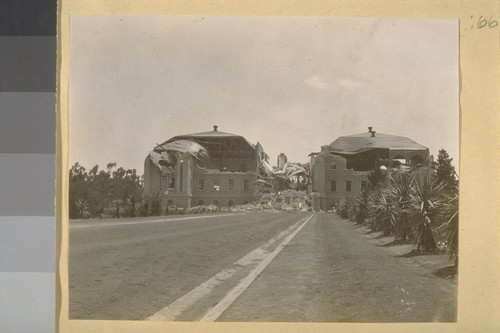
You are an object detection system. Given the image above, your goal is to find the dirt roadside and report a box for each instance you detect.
[218,213,457,322]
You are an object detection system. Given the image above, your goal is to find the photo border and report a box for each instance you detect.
[57,1,500,332]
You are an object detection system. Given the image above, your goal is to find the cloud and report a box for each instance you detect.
[304,75,362,91]
[304,75,334,90]
[338,78,362,89]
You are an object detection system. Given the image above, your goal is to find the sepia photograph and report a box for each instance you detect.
[67,15,459,322]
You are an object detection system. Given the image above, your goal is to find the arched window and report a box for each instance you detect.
[198,200,204,206]
[228,200,235,207]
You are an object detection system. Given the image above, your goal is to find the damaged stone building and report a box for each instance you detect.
[144,126,268,209]
[310,127,430,210]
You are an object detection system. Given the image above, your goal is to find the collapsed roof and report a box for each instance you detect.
[156,125,257,159]
[149,126,265,172]
[328,131,428,155]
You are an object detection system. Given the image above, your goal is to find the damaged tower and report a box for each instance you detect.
[144,126,269,209]
[277,153,288,169]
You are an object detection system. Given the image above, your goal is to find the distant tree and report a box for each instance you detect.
[433,149,458,192]
[69,162,143,219]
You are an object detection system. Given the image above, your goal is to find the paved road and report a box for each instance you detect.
[69,212,310,320]
[69,212,456,322]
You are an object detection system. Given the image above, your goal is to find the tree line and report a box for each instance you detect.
[69,162,164,219]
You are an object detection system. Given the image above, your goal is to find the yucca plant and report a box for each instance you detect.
[354,187,371,225]
[369,189,397,236]
[349,202,359,222]
[338,200,351,219]
[386,170,412,241]
[347,201,357,221]
[74,198,91,219]
[408,174,446,252]
[440,186,459,266]
[148,192,163,216]
[366,191,379,230]
[348,200,358,222]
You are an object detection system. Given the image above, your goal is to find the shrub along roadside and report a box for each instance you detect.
[338,161,459,266]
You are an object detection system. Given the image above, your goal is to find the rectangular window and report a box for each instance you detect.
[243,179,250,191]
[168,177,175,191]
[330,179,336,192]
[198,179,204,191]
[361,180,367,191]
[346,180,352,192]
[160,174,168,190]
[228,179,234,191]
[331,163,336,169]
[213,179,220,191]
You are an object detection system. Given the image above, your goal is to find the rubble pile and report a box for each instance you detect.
[226,190,313,213]
[164,190,312,216]
[257,160,309,192]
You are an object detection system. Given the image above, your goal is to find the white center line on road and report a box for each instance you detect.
[69,213,242,229]
[198,213,314,322]
[146,214,313,322]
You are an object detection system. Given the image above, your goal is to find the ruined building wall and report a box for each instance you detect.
[388,149,429,165]
[192,167,257,207]
[323,153,369,207]
[311,149,369,210]
[144,152,259,209]
[202,157,257,173]
[144,156,160,193]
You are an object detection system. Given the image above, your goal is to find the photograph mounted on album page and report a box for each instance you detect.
[56,1,500,333]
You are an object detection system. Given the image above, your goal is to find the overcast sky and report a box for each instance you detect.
[70,15,459,173]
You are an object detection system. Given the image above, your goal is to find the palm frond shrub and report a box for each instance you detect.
[408,174,446,252]
[366,191,379,230]
[74,198,91,219]
[338,200,351,219]
[349,202,359,222]
[440,186,459,265]
[348,201,358,222]
[386,170,412,240]
[369,189,397,236]
[148,192,163,216]
[364,216,376,229]
[354,187,370,225]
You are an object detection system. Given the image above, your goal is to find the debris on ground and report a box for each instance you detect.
[166,190,313,216]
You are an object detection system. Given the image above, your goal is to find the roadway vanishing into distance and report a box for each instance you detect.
[69,212,457,322]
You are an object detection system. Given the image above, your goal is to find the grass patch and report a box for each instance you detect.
[434,265,457,280]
